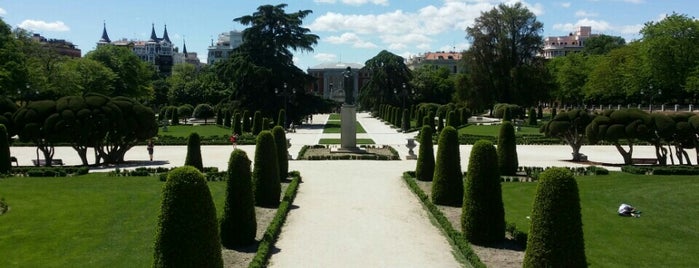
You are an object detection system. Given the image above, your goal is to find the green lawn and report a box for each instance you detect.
[158,124,232,138]
[318,138,375,145]
[502,172,699,267]
[323,121,367,133]
[459,124,542,137]
[0,174,229,267]
[328,114,341,120]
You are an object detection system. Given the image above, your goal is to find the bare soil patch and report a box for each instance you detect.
[414,180,524,268]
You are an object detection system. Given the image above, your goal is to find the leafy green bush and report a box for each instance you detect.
[252,111,263,135]
[193,103,215,124]
[0,124,10,174]
[493,103,524,119]
[253,131,280,207]
[462,140,505,245]
[415,125,435,181]
[184,132,204,171]
[431,126,463,206]
[524,167,586,268]
[272,126,289,181]
[153,166,222,268]
[497,121,519,176]
[220,149,256,248]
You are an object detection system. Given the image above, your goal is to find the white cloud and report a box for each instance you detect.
[18,19,70,32]
[314,53,338,62]
[439,42,470,52]
[560,2,571,8]
[0,7,6,15]
[575,10,598,18]
[325,32,377,48]
[553,19,612,32]
[313,0,388,5]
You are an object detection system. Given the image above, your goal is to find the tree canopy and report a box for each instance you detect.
[360,50,412,112]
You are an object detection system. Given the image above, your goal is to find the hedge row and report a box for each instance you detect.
[249,171,301,268]
[621,165,699,175]
[296,145,400,160]
[6,166,90,177]
[402,172,486,268]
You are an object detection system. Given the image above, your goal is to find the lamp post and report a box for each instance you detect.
[275,82,296,128]
[641,85,662,113]
[394,82,414,132]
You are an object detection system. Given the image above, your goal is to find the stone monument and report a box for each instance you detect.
[340,66,358,151]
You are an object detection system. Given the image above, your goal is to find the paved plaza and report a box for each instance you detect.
[8,113,658,266]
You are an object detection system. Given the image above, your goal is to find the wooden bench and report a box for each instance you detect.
[631,158,657,165]
[31,159,64,166]
[10,156,18,166]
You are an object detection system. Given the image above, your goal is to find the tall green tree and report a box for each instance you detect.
[640,13,699,103]
[85,45,154,100]
[583,34,626,55]
[218,4,318,121]
[0,19,29,100]
[410,65,454,104]
[360,50,413,112]
[541,109,594,162]
[464,2,546,107]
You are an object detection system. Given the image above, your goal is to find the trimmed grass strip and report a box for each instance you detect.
[318,138,375,145]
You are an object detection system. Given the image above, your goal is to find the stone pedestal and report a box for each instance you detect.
[341,104,357,149]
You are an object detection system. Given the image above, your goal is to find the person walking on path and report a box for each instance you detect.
[229,134,239,149]
[147,139,155,161]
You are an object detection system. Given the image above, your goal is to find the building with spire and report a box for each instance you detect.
[97,23,175,75]
[173,39,201,69]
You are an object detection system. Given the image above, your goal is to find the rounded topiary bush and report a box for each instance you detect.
[242,110,251,133]
[497,121,518,176]
[0,124,10,174]
[523,167,586,268]
[462,140,505,245]
[252,111,263,135]
[252,130,280,207]
[431,126,463,206]
[220,149,257,248]
[193,103,215,124]
[178,104,194,124]
[153,166,222,268]
[272,125,289,181]
[415,125,435,181]
[184,132,204,171]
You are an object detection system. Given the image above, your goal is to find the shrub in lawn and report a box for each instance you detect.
[242,110,251,133]
[528,107,537,126]
[178,104,194,124]
[185,132,204,171]
[431,126,463,206]
[223,110,232,127]
[415,125,435,181]
[460,108,472,125]
[272,126,289,181]
[524,167,586,268]
[497,121,518,176]
[232,112,242,135]
[216,109,223,125]
[0,124,10,174]
[153,166,222,268]
[462,140,505,245]
[220,149,257,248]
[170,108,179,126]
[252,111,263,135]
[193,103,215,124]
[277,109,286,127]
[253,130,281,207]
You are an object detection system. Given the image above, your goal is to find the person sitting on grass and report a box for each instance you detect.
[618,203,641,217]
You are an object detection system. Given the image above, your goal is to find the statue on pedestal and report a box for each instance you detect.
[343,66,354,105]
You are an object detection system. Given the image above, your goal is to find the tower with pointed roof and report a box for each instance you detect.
[97,22,175,75]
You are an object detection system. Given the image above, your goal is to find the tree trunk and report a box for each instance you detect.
[614,142,633,165]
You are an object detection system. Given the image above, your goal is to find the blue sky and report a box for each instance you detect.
[1,1,696,70]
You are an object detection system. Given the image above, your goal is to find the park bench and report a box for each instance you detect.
[31,159,64,166]
[10,156,18,166]
[631,158,657,165]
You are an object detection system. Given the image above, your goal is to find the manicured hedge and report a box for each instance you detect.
[524,167,586,268]
[184,132,204,171]
[415,125,435,181]
[153,166,222,268]
[497,121,519,176]
[252,130,280,207]
[220,149,257,248]
[272,126,289,181]
[462,140,505,245]
[431,126,463,206]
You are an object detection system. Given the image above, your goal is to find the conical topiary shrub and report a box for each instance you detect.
[223,109,232,127]
[272,125,289,181]
[497,121,518,176]
[462,140,505,245]
[220,149,257,248]
[415,125,435,181]
[431,126,463,206]
[528,107,537,126]
[232,112,242,135]
[252,111,263,135]
[252,130,280,207]
[242,110,251,133]
[447,110,458,128]
[0,124,10,174]
[216,109,223,125]
[277,109,286,127]
[524,167,586,268]
[153,166,223,268]
[170,108,179,126]
[184,132,204,171]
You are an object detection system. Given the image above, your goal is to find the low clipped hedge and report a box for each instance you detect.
[296,145,399,160]
[459,133,563,145]
[249,171,301,268]
[621,165,699,175]
[402,172,485,268]
[9,166,90,177]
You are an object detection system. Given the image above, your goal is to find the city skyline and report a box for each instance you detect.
[1,1,697,70]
